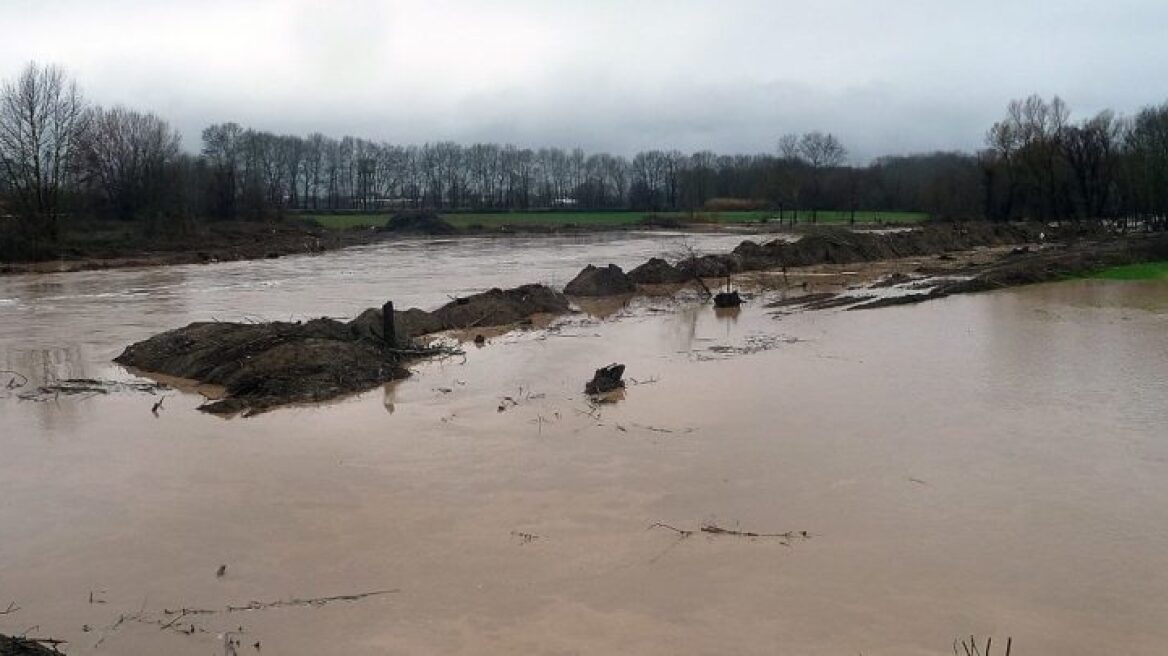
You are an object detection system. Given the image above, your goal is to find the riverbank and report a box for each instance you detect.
[0,215,914,276]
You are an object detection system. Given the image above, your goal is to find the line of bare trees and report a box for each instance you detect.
[3,62,1168,244]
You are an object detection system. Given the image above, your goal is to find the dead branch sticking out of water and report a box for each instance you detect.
[954,635,1012,656]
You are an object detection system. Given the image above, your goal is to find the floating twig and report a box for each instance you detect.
[225,589,398,613]
[700,523,810,540]
[648,523,694,537]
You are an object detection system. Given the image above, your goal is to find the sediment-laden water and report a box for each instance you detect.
[1,234,1166,655]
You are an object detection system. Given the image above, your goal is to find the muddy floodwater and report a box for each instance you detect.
[2,233,1167,655]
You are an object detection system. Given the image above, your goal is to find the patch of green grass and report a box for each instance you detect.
[304,209,928,230]
[1089,261,1168,281]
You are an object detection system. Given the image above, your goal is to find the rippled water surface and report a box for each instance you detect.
[1,235,1166,655]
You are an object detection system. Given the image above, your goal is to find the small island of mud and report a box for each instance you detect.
[115,284,569,415]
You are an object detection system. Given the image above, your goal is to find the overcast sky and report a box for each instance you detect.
[2,0,1165,161]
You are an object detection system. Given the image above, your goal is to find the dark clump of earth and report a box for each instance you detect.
[627,257,689,284]
[585,363,626,395]
[564,264,636,296]
[380,210,458,235]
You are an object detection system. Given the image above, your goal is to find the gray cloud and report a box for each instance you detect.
[2,0,1165,161]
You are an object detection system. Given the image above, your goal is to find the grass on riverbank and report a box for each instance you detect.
[306,210,928,231]
[1089,261,1168,280]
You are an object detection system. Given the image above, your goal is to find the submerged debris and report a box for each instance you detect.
[713,291,743,308]
[585,363,626,395]
[13,378,168,402]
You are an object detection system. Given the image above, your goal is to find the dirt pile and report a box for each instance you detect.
[676,254,745,278]
[564,264,636,296]
[731,223,1040,270]
[116,284,570,414]
[430,284,570,326]
[115,318,410,415]
[938,234,1168,295]
[844,234,1168,311]
[380,211,458,235]
[627,257,688,284]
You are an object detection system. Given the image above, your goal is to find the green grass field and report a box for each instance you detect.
[307,209,928,231]
[1089,261,1168,281]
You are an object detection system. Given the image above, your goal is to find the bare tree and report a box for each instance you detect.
[796,131,847,222]
[0,62,88,240]
[78,106,181,224]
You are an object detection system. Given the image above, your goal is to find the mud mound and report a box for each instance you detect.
[850,234,1168,310]
[939,235,1168,295]
[564,264,636,296]
[115,318,410,414]
[432,284,570,327]
[381,210,458,235]
[116,283,570,414]
[628,257,688,284]
[676,254,744,278]
[730,223,1040,270]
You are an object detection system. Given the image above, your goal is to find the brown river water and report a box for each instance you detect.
[2,233,1167,655]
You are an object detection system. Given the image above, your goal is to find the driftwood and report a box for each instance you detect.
[650,522,811,543]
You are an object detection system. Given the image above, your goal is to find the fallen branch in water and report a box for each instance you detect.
[649,522,811,542]
[225,589,399,612]
[700,523,810,540]
[648,523,694,537]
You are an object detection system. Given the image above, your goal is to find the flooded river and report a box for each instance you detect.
[2,234,1167,655]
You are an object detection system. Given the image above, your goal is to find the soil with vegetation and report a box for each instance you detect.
[0,219,378,274]
[0,210,921,275]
